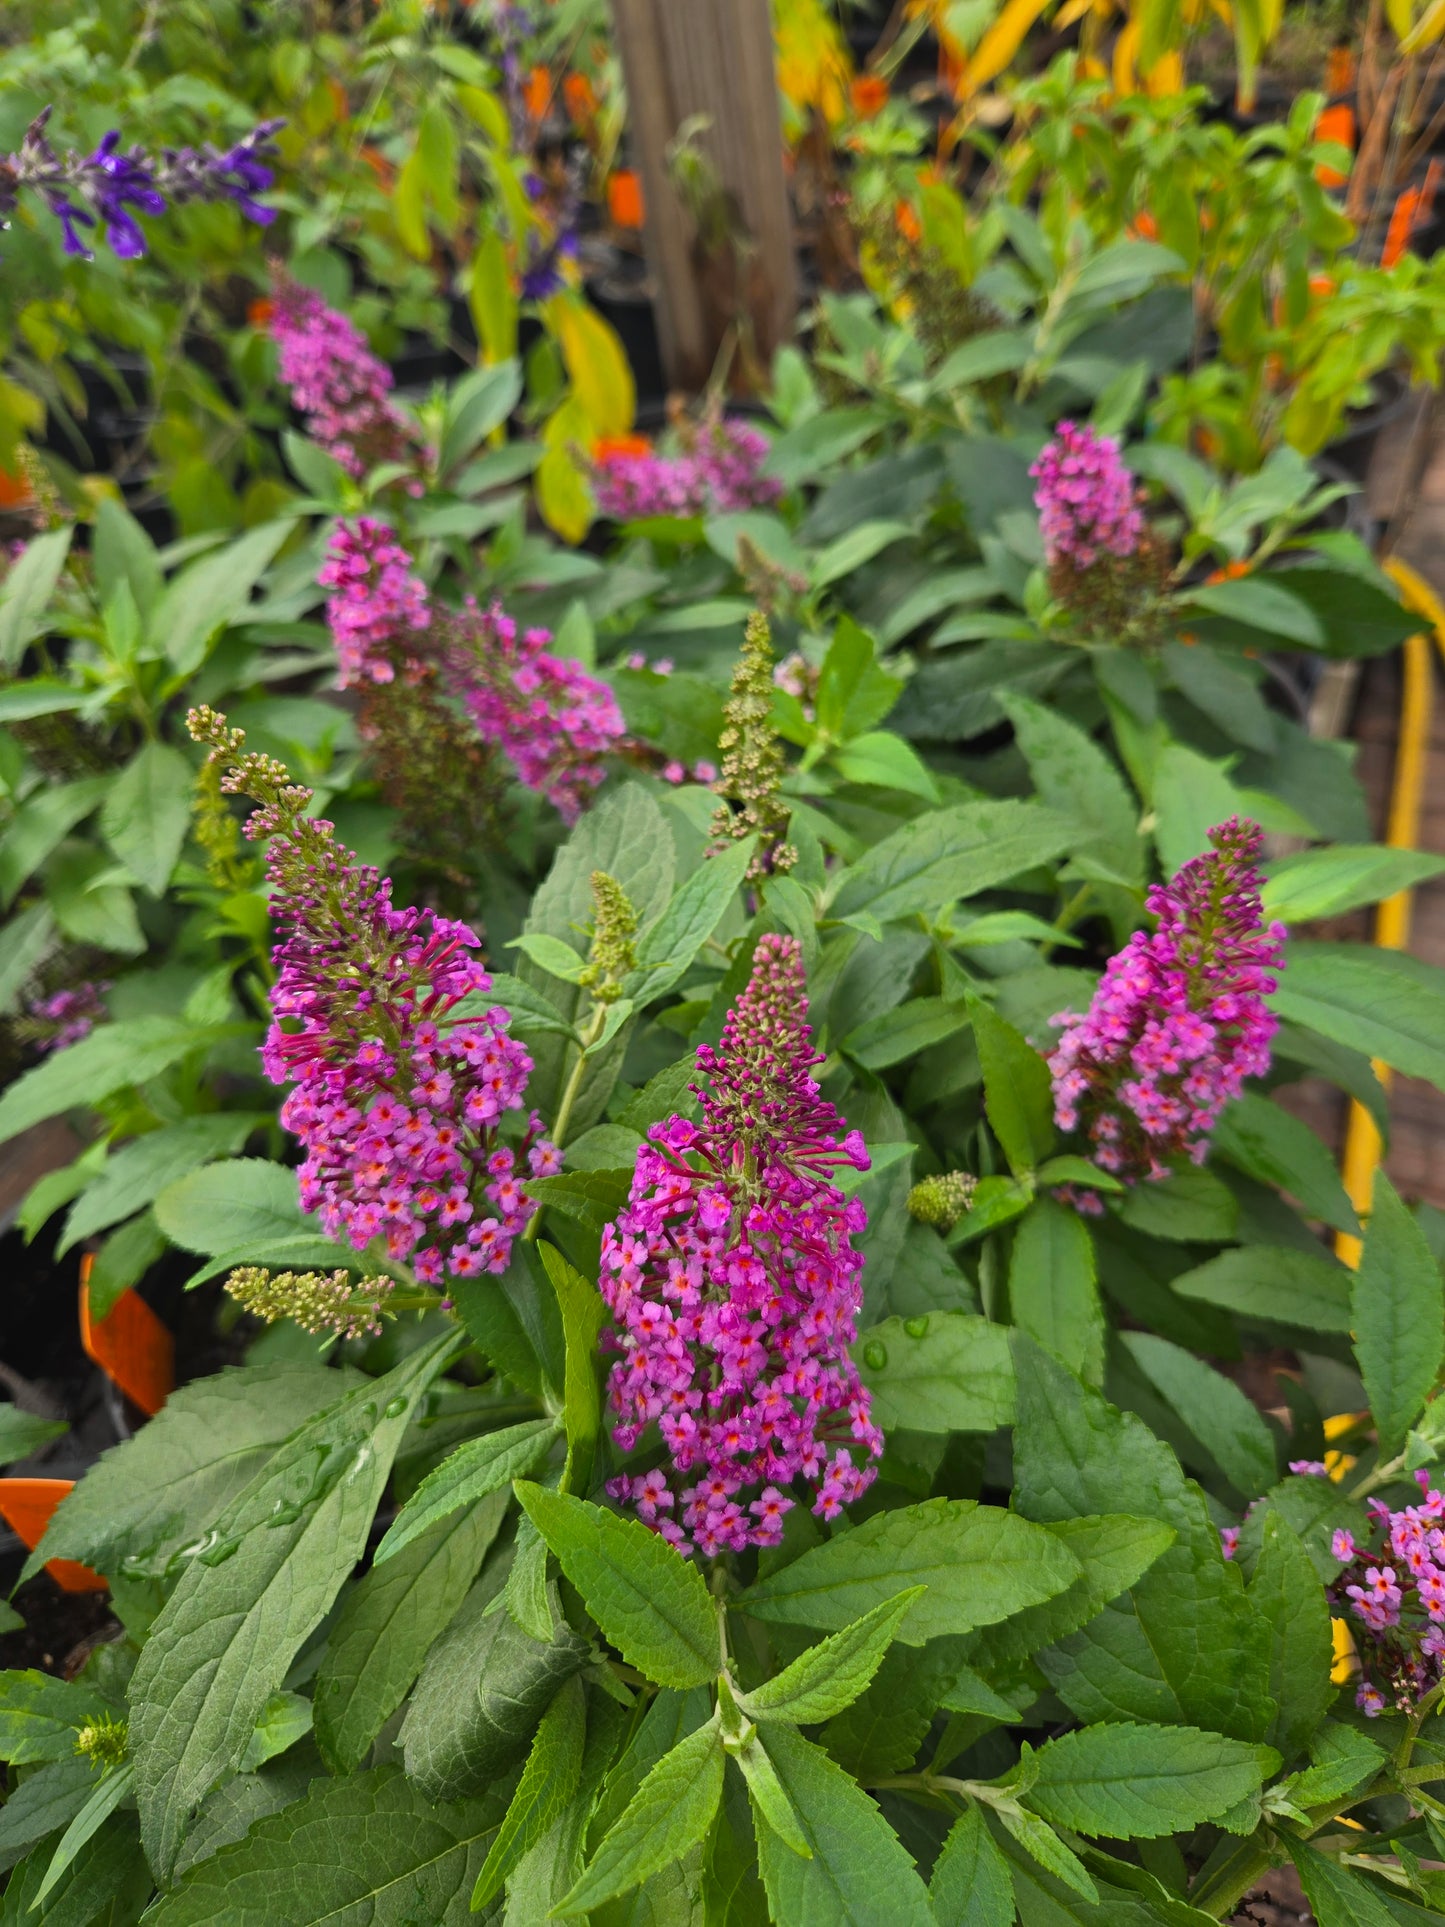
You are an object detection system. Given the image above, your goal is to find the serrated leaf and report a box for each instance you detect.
[26,1360,358,1582]
[130,1331,461,1879]
[1120,1331,1278,1498]
[0,1016,216,1147]
[828,799,1074,925]
[627,836,755,1004]
[1000,690,1142,885]
[1214,1092,1358,1235]
[1270,943,1445,1095]
[740,1498,1081,1644]
[59,1113,261,1254]
[515,1483,718,1688]
[538,1242,604,1495]
[0,1402,67,1466]
[1263,845,1445,924]
[752,1725,934,1926]
[1249,1508,1334,1761]
[995,1804,1099,1902]
[152,1156,316,1257]
[471,1674,586,1910]
[557,1720,724,1916]
[1024,1722,1276,1839]
[0,1755,98,1875]
[971,994,1055,1177]
[374,1419,557,1564]
[99,740,195,896]
[1353,1170,1445,1457]
[315,1489,509,1775]
[1010,1197,1105,1385]
[1169,1245,1353,1333]
[853,1312,1015,1433]
[0,1671,113,1764]
[743,1588,925,1725]
[929,1804,1014,1926]
[146,1766,508,1925]
[155,518,289,675]
[1291,1841,1401,1927]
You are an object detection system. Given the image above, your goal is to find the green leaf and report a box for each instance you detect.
[374,1419,557,1564]
[1262,845,1445,924]
[740,1497,1081,1644]
[970,994,1055,1177]
[1011,1336,1272,1741]
[538,1243,605,1495]
[0,1671,113,1764]
[0,902,55,1015]
[156,519,290,675]
[1151,745,1247,879]
[505,1514,554,1642]
[828,799,1074,924]
[1249,1507,1334,1761]
[1291,1841,1401,1927]
[99,741,195,896]
[511,932,590,983]
[743,1589,925,1725]
[1258,567,1417,661]
[315,1489,509,1775]
[27,1755,133,1910]
[810,520,912,591]
[1352,1170,1445,1458]
[1169,1245,1353,1333]
[47,844,144,955]
[972,1515,1176,1670]
[735,1729,812,1858]
[523,1167,633,1234]
[515,1483,718,1688]
[994,1804,1099,1903]
[153,1157,316,1256]
[1025,1722,1276,1839]
[471,1674,586,1910]
[628,836,755,1004]
[146,1765,508,1925]
[1213,1092,1358,1235]
[1,1811,150,1923]
[1184,576,1324,646]
[59,1113,260,1254]
[1120,1332,1278,1498]
[438,361,523,477]
[25,1361,354,1582]
[0,1015,214,1147]
[557,1719,724,1916]
[1009,1198,1105,1386]
[853,1312,1015,1434]
[0,1755,98,1875]
[1164,639,1276,752]
[241,1692,313,1772]
[400,1560,588,1800]
[130,1330,461,1879]
[844,997,968,1072]
[1270,943,1445,1094]
[0,681,89,723]
[1118,1166,1238,1243]
[1000,691,1142,885]
[93,497,162,620]
[0,1402,66,1465]
[832,731,940,801]
[751,1725,935,1926]
[0,527,73,670]
[929,1805,1015,1927]
[0,775,109,907]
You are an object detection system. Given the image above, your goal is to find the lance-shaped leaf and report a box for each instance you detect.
[373,1419,557,1564]
[741,1588,925,1726]
[470,1675,586,1911]
[556,1717,725,1915]
[1023,1723,1278,1839]
[1352,1170,1445,1458]
[929,1804,1015,1927]
[515,1482,718,1688]
[131,1331,461,1879]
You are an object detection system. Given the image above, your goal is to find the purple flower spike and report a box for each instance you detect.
[600,934,883,1559]
[1030,420,1144,570]
[1048,818,1286,1197]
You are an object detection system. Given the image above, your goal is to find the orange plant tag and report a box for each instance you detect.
[79,1259,173,1419]
[608,169,644,230]
[1383,161,1442,268]
[850,75,890,118]
[524,65,552,123]
[1314,102,1356,188]
[0,1479,106,1593]
[0,465,33,510]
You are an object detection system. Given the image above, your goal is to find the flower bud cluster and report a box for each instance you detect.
[711,610,797,881]
[602,934,882,1557]
[1030,420,1144,569]
[1048,819,1285,1196]
[226,1266,396,1342]
[268,273,413,479]
[319,518,431,688]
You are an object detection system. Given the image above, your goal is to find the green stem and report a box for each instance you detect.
[1188,1838,1275,1919]
[525,1001,609,1244]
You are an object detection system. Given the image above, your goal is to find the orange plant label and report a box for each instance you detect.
[608,169,644,230]
[1314,102,1356,188]
[0,1479,106,1593]
[79,1260,173,1418]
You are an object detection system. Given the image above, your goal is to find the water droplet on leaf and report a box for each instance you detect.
[862,1341,888,1370]
[904,1316,929,1339]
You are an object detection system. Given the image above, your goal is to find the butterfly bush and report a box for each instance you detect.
[186,707,557,1291]
[445,599,625,824]
[602,933,884,1557]
[319,517,431,688]
[2,108,279,258]
[1331,1473,1445,1716]
[1030,419,1145,568]
[268,274,414,479]
[593,417,781,520]
[1049,819,1285,1200]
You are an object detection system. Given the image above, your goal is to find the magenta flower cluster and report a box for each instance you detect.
[26,981,109,1053]
[1330,1472,1445,1716]
[319,518,431,687]
[593,418,781,520]
[269,275,413,479]
[449,600,625,824]
[210,725,559,1284]
[1030,420,1145,568]
[601,934,883,1558]
[1048,819,1285,1196]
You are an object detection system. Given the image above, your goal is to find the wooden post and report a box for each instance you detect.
[610,0,798,393]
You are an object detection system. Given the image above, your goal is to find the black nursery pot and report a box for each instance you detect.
[586,266,666,408]
[1324,365,1415,484]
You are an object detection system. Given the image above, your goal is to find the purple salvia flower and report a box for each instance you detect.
[185,706,554,1286]
[268,272,414,479]
[319,518,431,688]
[601,934,883,1558]
[1329,1470,1445,1715]
[1048,818,1286,1195]
[2,109,279,260]
[25,980,109,1053]
[1030,419,1144,569]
